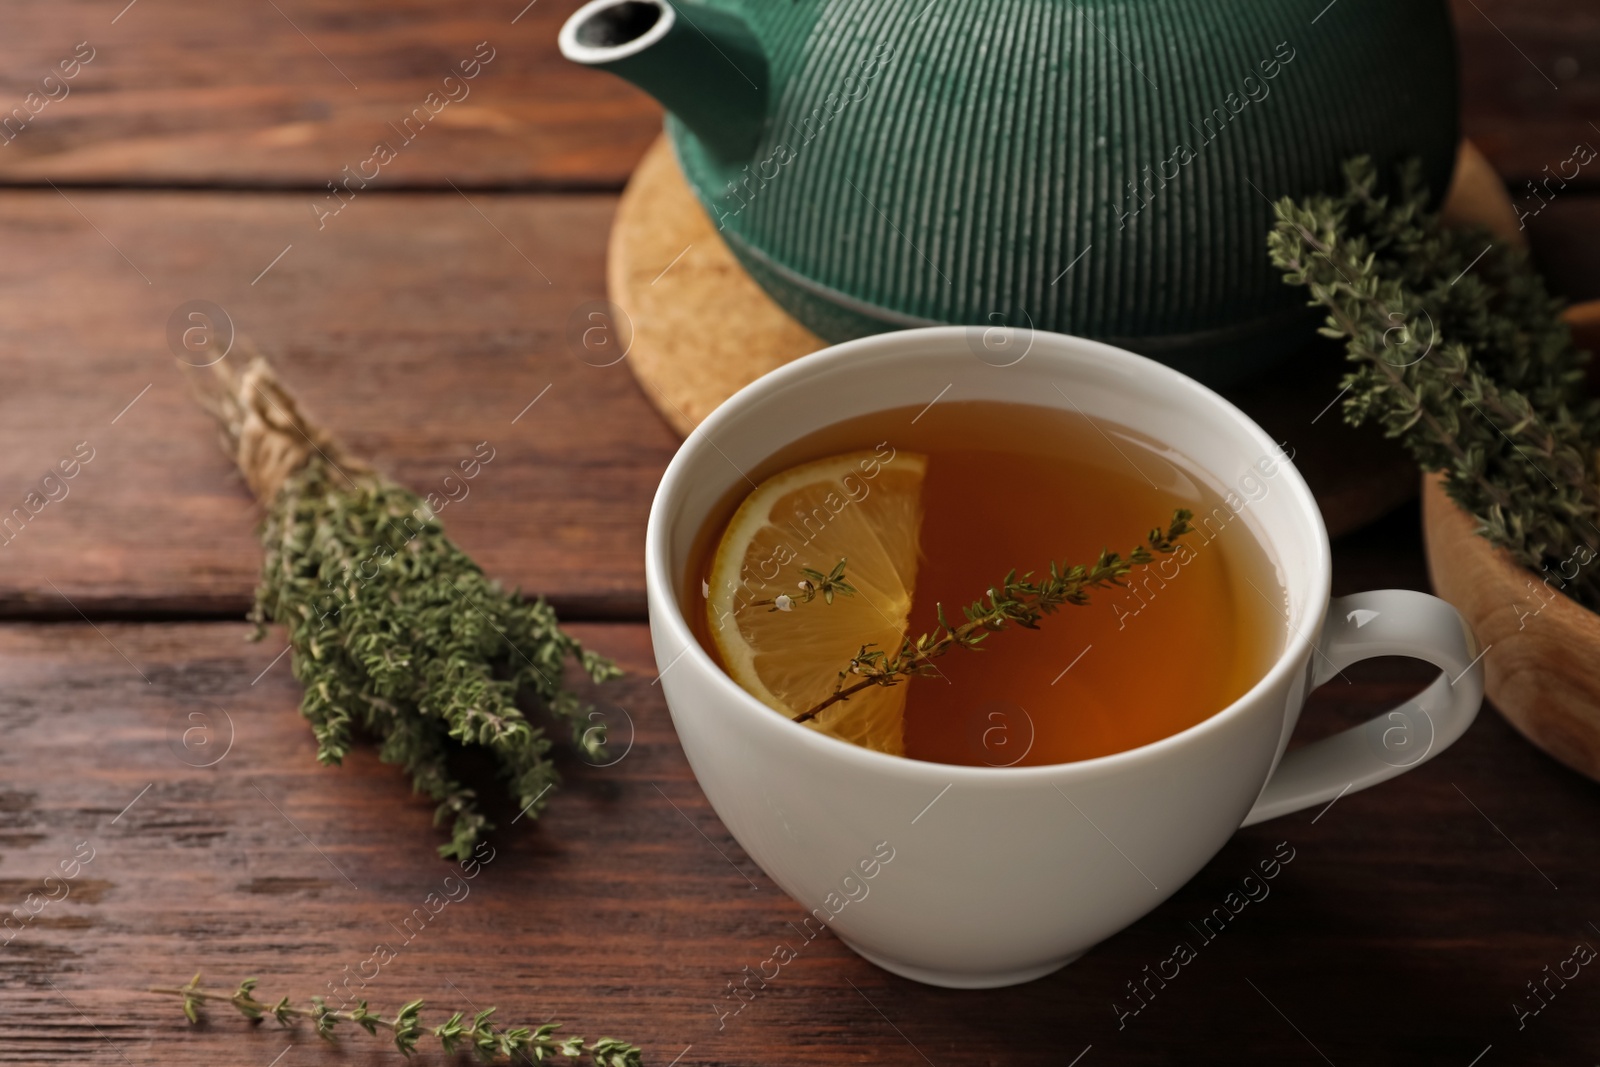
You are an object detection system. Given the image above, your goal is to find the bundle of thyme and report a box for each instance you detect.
[152,975,641,1065]
[791,510,1194,721]
[1269,157,1600,608]
[196,355,619,860]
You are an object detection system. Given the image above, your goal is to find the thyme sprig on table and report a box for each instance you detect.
[151,975,643,1065]
[1268,156,1600,608]
[195,356,620,860]
[790,510,1193,723]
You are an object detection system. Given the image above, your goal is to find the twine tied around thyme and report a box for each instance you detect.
[186,343,373,505]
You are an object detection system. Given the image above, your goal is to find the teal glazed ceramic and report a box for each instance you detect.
[560,0,1459,382]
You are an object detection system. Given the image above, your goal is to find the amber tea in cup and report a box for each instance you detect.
[683,398,1286,767]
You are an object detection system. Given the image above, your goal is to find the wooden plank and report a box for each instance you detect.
[0,0,1592,190]
[1,619,1597,1064]
[1454,0,1600,189]
[0,190,680,620]
[0,0,662,188]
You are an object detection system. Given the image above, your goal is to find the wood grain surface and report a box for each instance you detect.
[0,0,660,189]
[1423,473,1600,781]
[3,612,1598,1066]
[1451,0,1600,188]
[0,189,677,620]
[0,1,1590,190]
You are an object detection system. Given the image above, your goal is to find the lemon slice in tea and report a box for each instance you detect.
[707,450,927,756]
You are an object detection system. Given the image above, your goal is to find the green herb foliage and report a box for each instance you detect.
[749,559,857,612]
[152,975,642,1065]
[253,458,620,860]
[1269,157,1600,608]
[792,510,1194,722]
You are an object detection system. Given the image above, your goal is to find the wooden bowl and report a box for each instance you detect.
[1421,303,1600,780]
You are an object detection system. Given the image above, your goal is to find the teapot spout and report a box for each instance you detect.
[560,0,768,161]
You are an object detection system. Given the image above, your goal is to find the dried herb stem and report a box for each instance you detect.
[151,975,642,1066]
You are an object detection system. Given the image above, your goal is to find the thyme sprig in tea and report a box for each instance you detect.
[152,974,643,1065]
[788,509,1194,722]
[748,559,857,612]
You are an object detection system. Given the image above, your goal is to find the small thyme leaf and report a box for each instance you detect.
[788,510,1194,723]
[150,977,643,1066]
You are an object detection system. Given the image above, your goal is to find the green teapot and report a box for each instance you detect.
[561,0,1458,381]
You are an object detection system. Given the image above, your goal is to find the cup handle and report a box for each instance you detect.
[1240,589,1484,827]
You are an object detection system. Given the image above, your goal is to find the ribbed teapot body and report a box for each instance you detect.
[669,0,1457,377]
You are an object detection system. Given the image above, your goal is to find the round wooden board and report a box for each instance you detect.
[609,137,1521,537]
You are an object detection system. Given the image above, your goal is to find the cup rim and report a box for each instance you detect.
[644,326,1332,784]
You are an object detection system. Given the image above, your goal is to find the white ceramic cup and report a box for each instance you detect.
[644,326,1483,989]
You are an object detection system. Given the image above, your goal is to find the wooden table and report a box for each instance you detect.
[2,3,1598,1064]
